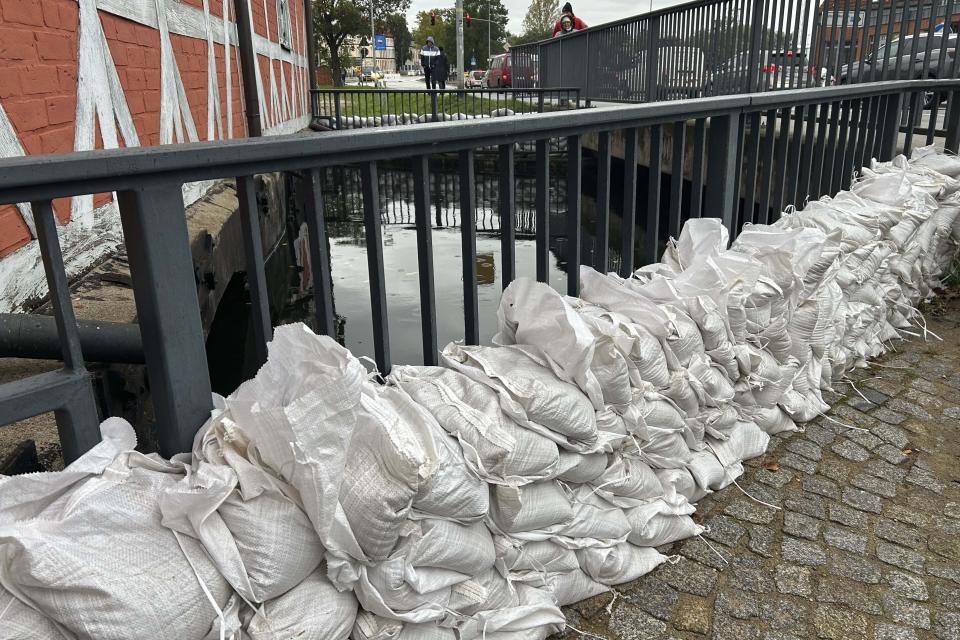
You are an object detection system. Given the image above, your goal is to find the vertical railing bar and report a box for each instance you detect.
[499,144,517,290]
[822,101,842,197]
[856,0,874,85]
[812,0,829,87]
[535,139,550,283]
[668,120,685,239]
[785,104,806,209]
[460,149,480,344]
[854,95,874,170]
[832,100,853,194]
[797,102,818,204]
[595,131,612,273]
[303,168,335,337]
[620,128,638,278]
[757,109,777,224]
[847,0,864,86]
[904,91,922,156]
[880,0,901,81]
[811,101,831,197]
[567,135,583,295]
[840,98,861,190]
[788,0,803,90]
[236,175,272,365]
[743,111,763,228]
[644,124,663,264]
[690,118,707,219]
[831,0,852,84]
[771,107,791,217]
[411,155,438,365]
[360,161,391,373]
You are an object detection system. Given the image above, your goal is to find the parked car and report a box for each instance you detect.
[838,34,956,106]
[484,54,537,88]
[466,70,486,88]
[709,50,822,94]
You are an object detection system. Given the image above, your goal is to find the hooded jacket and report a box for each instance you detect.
[420,42,440,70]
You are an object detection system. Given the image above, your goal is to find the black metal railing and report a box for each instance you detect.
[513,0,960,103]
[310,88,582,129]
[1,78,957,462]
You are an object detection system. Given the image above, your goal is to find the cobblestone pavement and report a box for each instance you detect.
[558,297,960,640]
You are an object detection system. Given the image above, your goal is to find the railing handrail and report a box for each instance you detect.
[1,78,954,205]
[309,87,584,94]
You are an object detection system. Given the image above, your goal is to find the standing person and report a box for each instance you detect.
[552,3,586,38]
[420,36,440,89]
[435,47,450,90]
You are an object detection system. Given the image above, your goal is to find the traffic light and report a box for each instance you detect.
[465,13,471,27]
[430,11,436,25]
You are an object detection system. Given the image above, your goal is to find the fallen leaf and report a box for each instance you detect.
[764,462,780,472]
[902,448,913,455]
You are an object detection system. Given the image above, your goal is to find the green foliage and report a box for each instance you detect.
[520,0,559,43]
[379,13,413,68]
[313,0,412,85]
[412,9,454,53]
[412,0,509,71]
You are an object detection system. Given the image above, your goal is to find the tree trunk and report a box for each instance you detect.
[326,35,344,87]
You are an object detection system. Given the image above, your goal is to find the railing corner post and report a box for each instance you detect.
[705,113,741,233]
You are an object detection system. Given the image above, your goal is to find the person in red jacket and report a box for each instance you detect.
[552,3,586,37]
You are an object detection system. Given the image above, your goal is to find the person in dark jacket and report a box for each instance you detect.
[420,36,440,89]
[435,47,450,90]
[552,3,586,37]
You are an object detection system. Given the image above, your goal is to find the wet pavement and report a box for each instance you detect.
[555,295,960,640]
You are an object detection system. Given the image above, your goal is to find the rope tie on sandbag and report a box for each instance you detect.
[818,411,871,432]
[564,623,611,639]
[173,531,229,640]
[704,441,783,513]
[695,528,730,566]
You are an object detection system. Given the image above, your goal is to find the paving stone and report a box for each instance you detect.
[716,589,760,620]
[804,424,838,446]
[833,439,872,462]
[928,531,960,562]
[802,476,841,500]
[843,487,883,513]
[848,396,879,412]
[834,405,879,428]
[934,584,960,609]
[865,459,909,483]
[885,504,933,529]
[624,577,678,621]
[934,612,960,640]
[945,407,960,421]
[852,472,898,498]
[844,429,886,450]
[882,593,931,629]
[830,551,882,584]
[818,576,884,615]
[873,407,908,425]
[714,616,762,640]
[755,467,794,488]
[569,592,612,620]
[730,563,775,594]
[782,537,826,566]
[779,452,818,475]
[909,378,939,395]
[786,438,823,461]
[759,598,810,634]
[830,502,869,528]
[877,541,927,574]
[674,594,712,635]
[764,634,804,640]
[945,503,960,519]
[657,558,719,597]
[874,623,919,640]
[929,562,960,585]
[704,515,747,547]
[820,461,853,483]
[875,519,926,550]
[783,511,822,541]
[814,605,868,639]
[725,499,778,525]
[824,525,868,554]
[876,444,910,465]
[747,525,774,558]
[906,465,945,494]
[903,388,943,411]
[679,537,729,572]
[871,423,911,449]
[775,565,812,597]
[886,571,929,601]
[785,492,827,519]
[607,604,668,639]
[887,398,934,421]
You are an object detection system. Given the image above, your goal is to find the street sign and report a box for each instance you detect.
[374,34,387,50]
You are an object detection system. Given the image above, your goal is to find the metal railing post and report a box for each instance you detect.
[334,91,343,130]
[946,90,960,153]
[645,16,660,102]
[430,92,439,122]
[748,0,767,93]
[705,114,741,232]
[117,185,213,456]
[878,92,905,161]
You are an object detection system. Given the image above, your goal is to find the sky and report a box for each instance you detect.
[405,0,692,37]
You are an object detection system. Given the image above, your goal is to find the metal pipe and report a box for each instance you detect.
[234,0,263,137]
[0,314,145,364]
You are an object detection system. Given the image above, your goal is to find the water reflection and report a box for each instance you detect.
[286,148,629,366]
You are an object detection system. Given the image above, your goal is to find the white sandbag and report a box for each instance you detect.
[223,324,365,556]
[588,453,663,508]
[0,585,71,640]
[457,584,565,640]
[625,498,702,547]
[546,569,609,606]
[577,543,668,585]
[245,569,357,640]
[442,344,598,449]
[490,481,574,534]
[552,451,608,483]
[389,367,560,483]
[448,568,518,616]
[0,422,231,640]
[654,467,705,503]
[706,421,770,467]
[495,538,580,576]
[544,485,631,545]
[350,612,456,640]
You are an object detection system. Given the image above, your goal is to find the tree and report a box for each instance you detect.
[313,0,412,85]
[520,0,558,43]
[455,0,509,67]
[412,9,453,53]
[379,13,413,70]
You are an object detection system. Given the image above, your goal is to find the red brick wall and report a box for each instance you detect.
[0,0,308,258]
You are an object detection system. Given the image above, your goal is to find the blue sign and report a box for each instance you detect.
[374,34,387,50]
